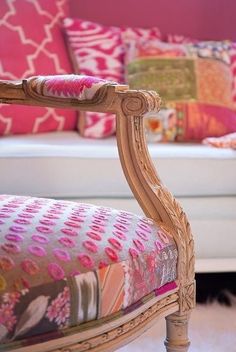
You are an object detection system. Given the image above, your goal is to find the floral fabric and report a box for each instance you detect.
[0,0,77,136]
[0,195,177,346]
[63,18,161,138]
[126,40,236,142]
[0,281,178,351]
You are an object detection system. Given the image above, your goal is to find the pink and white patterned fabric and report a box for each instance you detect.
[203,132,236,149]
[31,75,116,101]
[0,195,176,293]
[0,195,177,345]
[0,0,77,135]
[63,18,161,138]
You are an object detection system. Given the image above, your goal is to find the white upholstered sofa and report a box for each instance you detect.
[1,131,236,273]
[1,0,236,274]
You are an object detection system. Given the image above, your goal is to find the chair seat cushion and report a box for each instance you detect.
[0,195,177,346]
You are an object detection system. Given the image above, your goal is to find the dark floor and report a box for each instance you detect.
[196,272,236,306]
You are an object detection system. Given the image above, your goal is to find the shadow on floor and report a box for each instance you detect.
[196,272,236,306]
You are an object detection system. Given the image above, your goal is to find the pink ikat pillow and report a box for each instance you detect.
[63,17,162,138]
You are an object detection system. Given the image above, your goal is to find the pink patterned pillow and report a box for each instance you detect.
[63,18,161,138]
[0,0,76,135]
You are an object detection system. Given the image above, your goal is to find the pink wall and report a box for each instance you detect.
[70,0,236,41]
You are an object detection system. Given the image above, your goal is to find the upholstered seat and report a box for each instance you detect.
[0,194,177,347]
[0,75,195,352]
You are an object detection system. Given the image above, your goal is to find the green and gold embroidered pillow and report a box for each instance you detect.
[125,40,236,142]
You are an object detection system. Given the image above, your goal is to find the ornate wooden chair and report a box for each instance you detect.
[0,75,195,352]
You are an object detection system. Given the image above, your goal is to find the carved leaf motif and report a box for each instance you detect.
[188,239,195,281]
[156,186,195,284]
[13,295,50,339]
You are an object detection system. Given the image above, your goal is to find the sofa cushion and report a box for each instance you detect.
[0,194,177,345]
[0,0,76,136]
[167,38,236,110]
[0,132,235,198]
[126,40,236,142]
[63,17,161,138]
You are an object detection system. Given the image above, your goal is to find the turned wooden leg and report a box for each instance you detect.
[164,312,191,352]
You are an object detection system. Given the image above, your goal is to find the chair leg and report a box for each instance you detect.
[164,312,191,352]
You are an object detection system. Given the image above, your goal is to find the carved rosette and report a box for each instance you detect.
[179,282,196,313]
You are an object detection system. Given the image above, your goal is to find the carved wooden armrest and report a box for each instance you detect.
[0,74,194,289]
[0,74,126,112]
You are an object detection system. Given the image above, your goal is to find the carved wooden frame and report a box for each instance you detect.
[0,76,195,352]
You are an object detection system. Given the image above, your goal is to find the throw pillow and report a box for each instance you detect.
[63,18,161,138]
[0,0,76,135]
[167,34,236,122]
[126,40,236,142]
[203,132,236,149]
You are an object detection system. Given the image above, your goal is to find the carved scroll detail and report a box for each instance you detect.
[121,90,161,117]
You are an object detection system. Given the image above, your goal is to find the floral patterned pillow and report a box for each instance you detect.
[63,18,161,138]
[126,39,236,142]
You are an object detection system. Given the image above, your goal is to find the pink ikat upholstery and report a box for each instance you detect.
[0,195,177,346]
[30,74,117,101]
